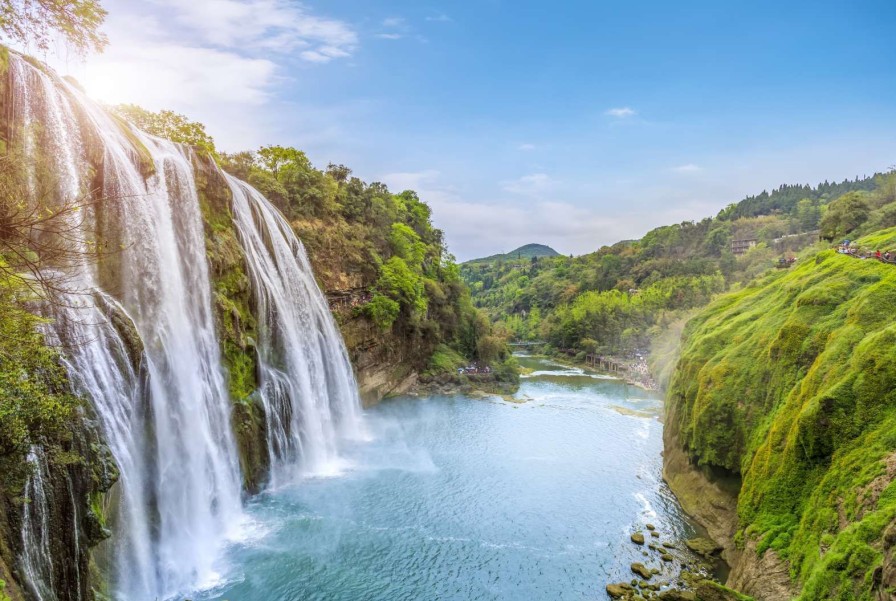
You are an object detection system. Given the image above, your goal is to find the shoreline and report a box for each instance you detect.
[519,352,659,392]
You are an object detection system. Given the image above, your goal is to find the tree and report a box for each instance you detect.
[389,223,426,271]
[363,294,400,331]
[377,256,426,313]
[792,198,821,232]
[820,192,870,241]
[112,105,217,154]
[256,145,310,177]
[0,0,107,54]
[476,335,504,365]
[0,149,110,296]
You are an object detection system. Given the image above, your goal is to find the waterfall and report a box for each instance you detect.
[10,55,242,599]
[8,51,364,600]
[227,176,364,486]
[20,448,57,601]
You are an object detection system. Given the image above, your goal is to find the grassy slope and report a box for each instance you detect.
[668,227,896,600]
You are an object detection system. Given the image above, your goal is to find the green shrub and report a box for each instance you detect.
[0,276,78,458]
[363,293,400,331]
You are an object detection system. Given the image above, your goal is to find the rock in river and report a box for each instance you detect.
[630,562,652,579]
[606,582,632,598]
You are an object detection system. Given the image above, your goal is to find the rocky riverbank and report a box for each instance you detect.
[604,521,748,601]
[411,371,519,397]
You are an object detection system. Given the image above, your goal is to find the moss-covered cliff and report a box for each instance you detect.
[0,280,116,601]
[665,228,896,600]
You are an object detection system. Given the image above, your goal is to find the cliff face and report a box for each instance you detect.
[0,431,115,601]
[337,315,420,406]
[291,218,438,406]
[664,230,896,600]
[192,153,425,494]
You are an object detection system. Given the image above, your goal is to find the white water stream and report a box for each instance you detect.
[8,53,362,600]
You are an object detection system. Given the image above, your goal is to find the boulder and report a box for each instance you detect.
[630,562,652,579]
[606,583,632,598]
[684,537,722,557]
[631,532,646,545]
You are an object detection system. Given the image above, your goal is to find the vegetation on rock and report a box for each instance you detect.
[111,104,217,155]
[0,273,77,477]
[667,226,896,599]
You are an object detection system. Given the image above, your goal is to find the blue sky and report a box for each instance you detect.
[49,0,896,259]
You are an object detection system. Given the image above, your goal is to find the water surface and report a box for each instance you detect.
[195,356,697,600]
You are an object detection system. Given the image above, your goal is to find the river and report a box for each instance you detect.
[192,355,698,600]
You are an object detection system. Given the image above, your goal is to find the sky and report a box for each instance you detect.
[39,0,896,260]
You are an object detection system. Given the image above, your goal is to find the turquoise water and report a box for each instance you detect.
[193,357,697,601]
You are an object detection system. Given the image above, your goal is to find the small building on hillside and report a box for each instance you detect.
[731,238,759,256]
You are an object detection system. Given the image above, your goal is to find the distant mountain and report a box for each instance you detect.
[466,243,560,264]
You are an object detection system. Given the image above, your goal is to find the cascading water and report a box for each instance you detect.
[20,448,57,601]
[227,176,364,485]
[11,54,244,599]
[8,51,364,600]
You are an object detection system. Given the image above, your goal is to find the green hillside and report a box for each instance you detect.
[461,171,896,356]
[667,226,896,599]
[465,243,560,264]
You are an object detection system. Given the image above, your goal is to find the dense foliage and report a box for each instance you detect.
[717,175,882,222]
[111,104,217,155]
[463,172,896,359]
[668,227,896,599]
[0,272,78,460]
[219,146,510,372]
[0,0,107,53]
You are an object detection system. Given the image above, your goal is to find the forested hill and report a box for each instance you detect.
[718,173,882,221]
[461,170,896,359]
[465,243,560,264]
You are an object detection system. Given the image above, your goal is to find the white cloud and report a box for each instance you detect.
[299,45,351,62]
[148,0,357,59]
[382,17,406,28]
[426,12,452,22]
[671,163,702,173]
[605,107,636,118]
[518,143,536,151]
[83,41,277,108]
[501,173,553,196]
[45,0,360,150]
[375,33,403,40]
